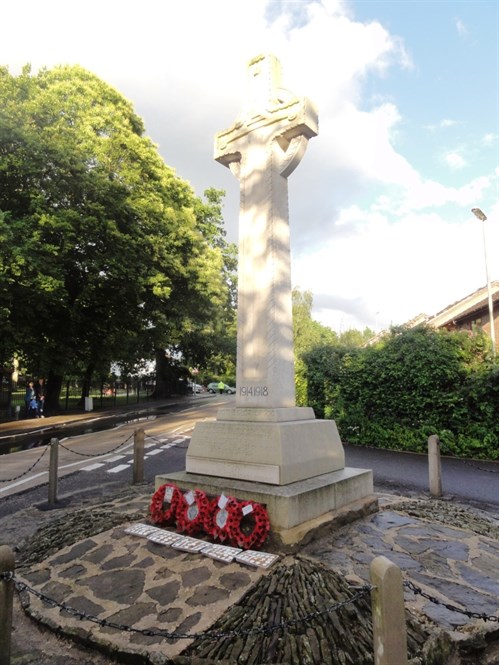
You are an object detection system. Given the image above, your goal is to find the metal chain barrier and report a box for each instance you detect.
[0,446,49,484]
[403,580,499,622]
[0,570,372,640]
[0,429,189,486]
[58,431,189,457]
[57,432,135,457]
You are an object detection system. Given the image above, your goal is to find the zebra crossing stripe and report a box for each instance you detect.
[82,463,106,472]
[107,464,130,474]
[79,436,190,475]
[105,455,126,463]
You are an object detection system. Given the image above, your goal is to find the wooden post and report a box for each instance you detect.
[370,555,408,665]
[48,437,59,506]
[133,428,145,484]
[428,434,442,497]
[0,545,15,665]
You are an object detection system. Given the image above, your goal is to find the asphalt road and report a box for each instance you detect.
[344,442,499,511]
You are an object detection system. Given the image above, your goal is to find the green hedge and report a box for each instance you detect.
[301,325,499,460]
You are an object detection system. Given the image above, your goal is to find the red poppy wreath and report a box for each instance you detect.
[149,483,182,526]
[205,495,239,543]
[176,489,211,536]
[226,500,270,550]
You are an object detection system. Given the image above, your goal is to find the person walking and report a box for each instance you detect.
[35,377,47,418]
[218,380,225,394]
[24,381,37,418]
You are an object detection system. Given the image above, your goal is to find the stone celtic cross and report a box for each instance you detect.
[215,53,318,408]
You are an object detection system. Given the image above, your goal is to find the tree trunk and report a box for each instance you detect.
[152,348,185,398]
[79,364,94,405]
[45,371,63,412]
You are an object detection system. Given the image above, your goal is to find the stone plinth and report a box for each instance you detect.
[155,467,376,545]
[185,407,345,485]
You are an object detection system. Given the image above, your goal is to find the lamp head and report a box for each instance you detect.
[472,207,487,221]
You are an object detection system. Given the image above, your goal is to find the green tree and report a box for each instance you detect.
[292,288,338,405]
[0,65,232,407]
[338,327,374,347]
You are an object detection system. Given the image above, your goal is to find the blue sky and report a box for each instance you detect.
[352,0,497,186]
[2,0,498,332]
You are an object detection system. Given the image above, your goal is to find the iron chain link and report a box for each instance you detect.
[57,432,135,457]
[0,570,372,641]
[403,580,499,622]
[0,446,49,483]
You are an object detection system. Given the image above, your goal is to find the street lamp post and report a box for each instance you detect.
[471,207,496,358]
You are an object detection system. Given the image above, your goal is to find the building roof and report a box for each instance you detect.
[365,281,499,347]
[423,281,499,328]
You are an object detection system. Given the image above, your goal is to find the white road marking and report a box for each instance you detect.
[103,455,126,463]
[107,464,130,474]
[0,471,47,494]
[145,449,162,456]
[81,463,106,472]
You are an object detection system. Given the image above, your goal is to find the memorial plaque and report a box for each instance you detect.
[172,536,208,553]
[147,530,182,546]
[235,550,280,569]
[200,543,242,563]
[124,523,159,538]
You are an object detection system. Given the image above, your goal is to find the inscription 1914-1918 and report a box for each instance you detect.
[239,386,269,397]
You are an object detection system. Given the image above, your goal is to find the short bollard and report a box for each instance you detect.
[428,434,442,497]
[133,428,145,484]
[0,545,15,665]
[370,555,408,665]
[48,437,59,506]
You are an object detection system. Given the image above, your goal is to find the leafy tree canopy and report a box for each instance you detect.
[0,64,234,401]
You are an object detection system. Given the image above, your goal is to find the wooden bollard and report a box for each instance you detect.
[370,555,408,665]
[133,428,145,484]
[428,434,442,497]
[48,437,59,506]
[0,545,15,665]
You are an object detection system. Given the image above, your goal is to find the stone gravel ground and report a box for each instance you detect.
[3,484,499,664]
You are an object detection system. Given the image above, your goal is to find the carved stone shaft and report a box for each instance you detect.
[215,54,318,408]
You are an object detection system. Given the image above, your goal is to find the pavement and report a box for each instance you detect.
[2,402,499,664]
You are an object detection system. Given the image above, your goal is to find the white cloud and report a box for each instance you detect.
[455,17,468,37]
[481,133,497,146]
[444,152,467,170]
[293,203,499,331]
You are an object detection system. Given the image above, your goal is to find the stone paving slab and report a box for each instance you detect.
[19,522,269,662]
[303,496,499,632]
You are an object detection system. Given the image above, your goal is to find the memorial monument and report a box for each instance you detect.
[156,54,375,544]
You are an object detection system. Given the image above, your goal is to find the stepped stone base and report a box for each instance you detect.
[155,467,376,545]
[185,407,345,485]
